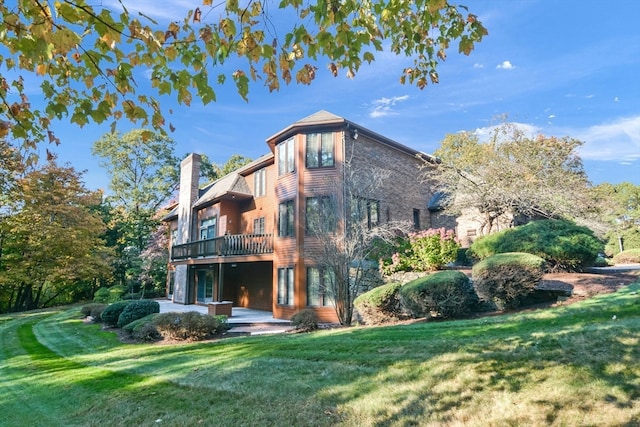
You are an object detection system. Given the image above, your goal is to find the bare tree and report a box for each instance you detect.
[304,163,411,325]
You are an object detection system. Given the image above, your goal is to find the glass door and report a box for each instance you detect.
[196,269,216,303]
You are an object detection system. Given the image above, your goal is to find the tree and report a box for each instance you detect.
[138,214,171,299]
[198,153,253,183]
[591,182,640,255]
[422,123,592,235]
[304,164,410,325]
[92,128,179,253]
[0,160,112,312]
[0,1,487,147]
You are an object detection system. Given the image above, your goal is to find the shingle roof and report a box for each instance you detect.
[194,173,253,207]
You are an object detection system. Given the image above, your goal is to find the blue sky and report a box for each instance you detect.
[42,0,640,191]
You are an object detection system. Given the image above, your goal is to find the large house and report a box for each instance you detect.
[164,111,454,321]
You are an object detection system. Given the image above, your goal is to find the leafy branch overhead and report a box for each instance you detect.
[0,0,487,146]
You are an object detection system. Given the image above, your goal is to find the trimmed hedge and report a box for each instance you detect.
[153,312,229,341]
[290,309,319,331]
[354,282,405,325]
[101,301,133,327]
[399,270,477,319]
[613,248,640,264]
[469,219,602,271]
[117,299,160,328]
[472,252,546,310]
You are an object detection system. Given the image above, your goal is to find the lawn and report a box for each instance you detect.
[1,282,639,426]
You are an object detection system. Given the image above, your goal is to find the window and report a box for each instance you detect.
[413,208,421,230]
[278,199,295,237]
[253,217,265,234]
[277,137,295,176]
[306,132,334,168]
[170,228,178,246]
[254,168,266,197]
[351,197,380,229]
[305,196,336,233]
[277,267,294,305]
[199,217,217,240]
[307,267,335,307]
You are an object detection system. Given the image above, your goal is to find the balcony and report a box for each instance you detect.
[171,233,274,261]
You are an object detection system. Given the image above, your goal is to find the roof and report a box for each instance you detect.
[194,173,253,207]
[427,191,449,212]
[265,110,427,158]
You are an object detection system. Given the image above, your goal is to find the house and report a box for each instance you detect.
[164,111,454,321]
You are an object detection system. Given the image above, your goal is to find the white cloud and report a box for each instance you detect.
[369,95,410,118]
[572,116,640,162]
[496,60,516,70]
[548,114,556,119]
[473,63,484,69]
[473,122,541,141]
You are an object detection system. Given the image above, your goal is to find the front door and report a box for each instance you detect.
[196,269,216,303]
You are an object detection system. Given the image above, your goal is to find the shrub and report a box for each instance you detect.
[380,228,461,274]
[613,248,640,264]
[101,301,133,327]
[290,309,319,331]
[90,305,107,323]
[80,303,106,318]
[605,228,640,257]
[117,300,160,328]
[354,282,406,325]
[93,285,126,303]
[399,270,477,319]
[134,323,162,342]
[472,252,546,310]
[92,288,111,303]
[153,312,229,341]
[469,219,602,271]
[122,313,159,333]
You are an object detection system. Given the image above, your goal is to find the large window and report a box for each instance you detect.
[306,196,336,234]
[254,168,266,197]
[253,217,265,235]
[306,132,334,168]
[278,199,295,237]
[277,267,294,305]
[351,197,380,229]
[307,267,335,307]
[277,137,295,176]
[199,217,217,240]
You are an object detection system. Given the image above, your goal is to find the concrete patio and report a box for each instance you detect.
[156,299,291,335]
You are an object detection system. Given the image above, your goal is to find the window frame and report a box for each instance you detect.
[254,168,266,197]
[413,208,421,230]
[253,217,265,235]
[351,196,380,229]
[277,267,294,306]
[305,195,336,234]
[278,199,295,237]
[199,216,217,240]
[305,132,335,169]
[277,137,295,176]
[306,266,335,307]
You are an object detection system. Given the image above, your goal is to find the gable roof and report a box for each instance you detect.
[194,173,253,208]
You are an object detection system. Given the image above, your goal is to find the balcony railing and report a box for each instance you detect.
[171,233,273,260]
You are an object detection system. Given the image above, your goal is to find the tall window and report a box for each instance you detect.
[170,228,178,246]
[254,168,266,197]
[306,196,336,234]
[199,217,217,240]
[278,199,295,237]
[277,267,294,305]
[306,132,334,168]
[307,267,335,307]
[351,197,380,229]
[277,137,295,176]
[253,217,265,234]
[413,208,421,230]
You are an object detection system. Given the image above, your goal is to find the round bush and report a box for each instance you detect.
[290,308,319,331]
[613,248,640,264]
[472,252,546,310]
[399,270,477,319]
[93,288,111,303]
[153,312,229,341]
[354,282,406,325]
[101,301,133,327]
[470,219,602,271]
[117,299,160,328]
[122,313,159,333]
[80,303,106,318]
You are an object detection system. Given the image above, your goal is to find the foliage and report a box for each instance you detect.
[80,303,107,320]
[399,270,477,319]
[121,313,159,333]
[138,218,170,299]
[92,288,110,303]
[290,309,319,332]
[591,182,640,255]
[93,285,126,303]
[133,322,163,342]
[100,300,133,327]
[381,228,460,274]
[0,1,486,148]
[472,252,545,310]
[469,219,603,271]
[116,299,160,328]
[354,282,405,325]
[153,311,229,341]
[0,159,112,312]
[613,249,640,265]
[422,124,591,234]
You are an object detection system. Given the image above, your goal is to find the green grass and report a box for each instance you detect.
[2,283,640,426]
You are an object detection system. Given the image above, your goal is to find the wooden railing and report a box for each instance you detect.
[171,234,273,260]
